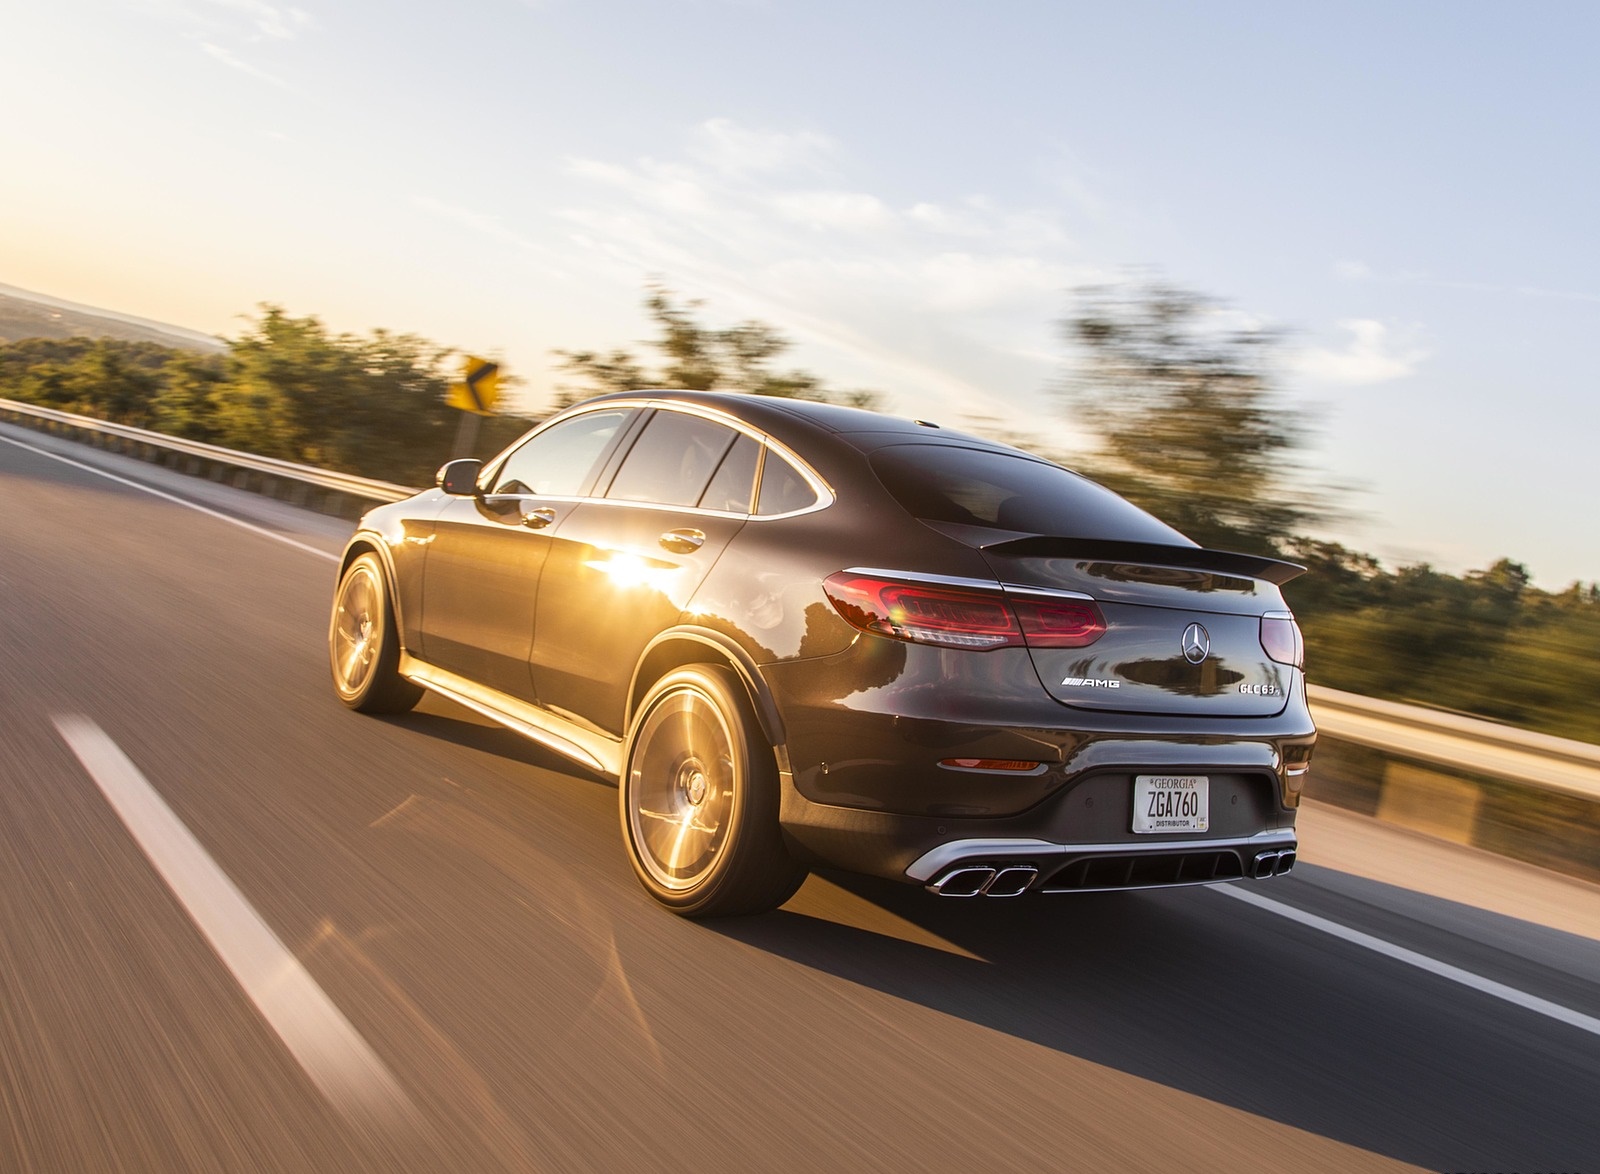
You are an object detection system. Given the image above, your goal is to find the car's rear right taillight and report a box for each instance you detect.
[1260,612,1304,668]
[823,573,1105,651]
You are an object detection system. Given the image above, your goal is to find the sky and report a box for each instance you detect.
[2,0,1596,587]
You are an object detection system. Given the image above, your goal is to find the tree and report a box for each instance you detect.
[207,306,466,483]
[553,283,879,409]
[1060,280,1321,554]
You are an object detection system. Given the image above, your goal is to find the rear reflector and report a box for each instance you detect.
[1260,613,1304,668]
[940,758,1042,772]
[823,573,1105,652]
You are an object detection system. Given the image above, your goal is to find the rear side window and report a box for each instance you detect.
[755,452,818,516]
[492,409,629,496]
[870,444,1185,543]
[606,411,739,507]
[698,433,760,513]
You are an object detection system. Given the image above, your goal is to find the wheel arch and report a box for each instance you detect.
[628,628,786,748]
[337,534,409,652]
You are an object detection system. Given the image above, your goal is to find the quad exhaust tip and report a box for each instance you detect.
[1252,849,1296,879]
[929,865,1038,897]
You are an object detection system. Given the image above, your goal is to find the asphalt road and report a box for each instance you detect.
[2,423,1597,1173]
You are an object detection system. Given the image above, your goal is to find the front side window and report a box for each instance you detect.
[491,410,629,496]
[605,411,739,507]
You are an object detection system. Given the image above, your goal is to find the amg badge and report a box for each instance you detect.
[1062,677,1121,688]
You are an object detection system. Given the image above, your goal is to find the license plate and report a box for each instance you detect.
[1133,775,1209,834]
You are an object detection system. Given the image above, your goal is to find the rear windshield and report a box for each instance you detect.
[870,444,1187,544]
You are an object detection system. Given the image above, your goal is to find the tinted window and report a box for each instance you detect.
[870,444,1186,543]
[698,433,760,513]
[606,411,738,507]
[755,452,818,516]
[493,410,629,496]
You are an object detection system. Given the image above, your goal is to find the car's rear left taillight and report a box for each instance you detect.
[823,573,1104,651]
[1260,612,1304,668]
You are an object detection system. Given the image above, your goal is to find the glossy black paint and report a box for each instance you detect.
[336,389,1316,891]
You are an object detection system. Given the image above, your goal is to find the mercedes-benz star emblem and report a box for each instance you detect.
[1181,622,1211,665]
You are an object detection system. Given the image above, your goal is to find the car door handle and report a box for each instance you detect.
[659,528,706,553]
[521,507,557,529]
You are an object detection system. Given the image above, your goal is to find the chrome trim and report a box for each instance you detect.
[904,828,1298,883]
[928,867,995,897]
[1252,848,1297,878]
[985,866,1039,897]
[477,395,837,521]
[844,567,1002,592]
[1001,583,1097,602]
[839,567,1095,602]
[398,654,622,777]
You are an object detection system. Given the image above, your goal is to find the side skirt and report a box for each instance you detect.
[398,653,623,779]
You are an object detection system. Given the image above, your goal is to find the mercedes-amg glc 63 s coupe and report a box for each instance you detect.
[328,391,1315,916]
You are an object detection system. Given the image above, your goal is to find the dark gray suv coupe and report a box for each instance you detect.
[329,391,1315,916]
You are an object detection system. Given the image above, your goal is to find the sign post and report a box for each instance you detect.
[448,356,500,459]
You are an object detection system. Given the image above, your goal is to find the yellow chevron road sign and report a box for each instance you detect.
[448,356,500,415]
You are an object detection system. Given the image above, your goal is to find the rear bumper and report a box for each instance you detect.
[907,828,1298,896]
[776,766,1300,891]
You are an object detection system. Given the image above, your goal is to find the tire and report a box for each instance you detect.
[328,552,423,714]
[621,665,807,917]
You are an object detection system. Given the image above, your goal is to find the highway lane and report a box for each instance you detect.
[1,428,1597,1172]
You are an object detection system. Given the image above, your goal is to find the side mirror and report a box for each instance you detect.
[437,458,482,496]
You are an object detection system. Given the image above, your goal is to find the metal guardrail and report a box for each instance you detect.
[4,396,1598,809]
[0,397,415,507]
[1308,685,1600,803]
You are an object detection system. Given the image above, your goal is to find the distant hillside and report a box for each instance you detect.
[0,284,224,352]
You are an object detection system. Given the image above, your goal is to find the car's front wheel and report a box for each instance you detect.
[621,665,807,917]
[328,552,423,714]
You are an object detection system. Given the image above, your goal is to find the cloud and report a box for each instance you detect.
[548,117,1104,427]
[1291,319,1428,386]
[917,253,1076,313]
[771,191,893,232]
[202,0,312,40]
[200,41,291,88]
[689,118,834,175]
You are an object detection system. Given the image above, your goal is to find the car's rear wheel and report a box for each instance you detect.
[621,665,807,917]
[329,552,423,714]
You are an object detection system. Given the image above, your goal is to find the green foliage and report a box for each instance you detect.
[1060,281,1318,555]
[1058,280,1597,744]
[1,287,1593,746]
[553,283,880,409]
[1284,552,1600,744]
[207,308,466,482]
[0,306,532,484]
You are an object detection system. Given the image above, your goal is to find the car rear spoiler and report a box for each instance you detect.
[980,535,1307,585]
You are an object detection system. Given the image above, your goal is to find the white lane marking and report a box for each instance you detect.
[0,432,339,562]
[54,716,412,1119]
[1218,884,1600,1039]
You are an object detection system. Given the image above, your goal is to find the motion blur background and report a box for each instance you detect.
[3,5,1599,1170]
[3,0,1598,583]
